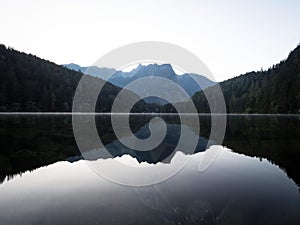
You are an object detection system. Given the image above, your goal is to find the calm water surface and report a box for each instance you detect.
[0,115,299,225]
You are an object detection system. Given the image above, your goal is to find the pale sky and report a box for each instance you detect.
[1,0,300,81]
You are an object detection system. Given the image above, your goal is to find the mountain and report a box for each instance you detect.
[108,63,216,97]
[67,63,216,97]
[64,63,117,80]
[192,44,300,114]
[63,63,83,71]
[1,43,299,114]
[176,73,216,96]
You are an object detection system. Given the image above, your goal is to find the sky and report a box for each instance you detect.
[1,0,300,81]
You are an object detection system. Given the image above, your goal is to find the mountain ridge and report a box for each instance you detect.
[64,62,216,97]
[1,43,299,113]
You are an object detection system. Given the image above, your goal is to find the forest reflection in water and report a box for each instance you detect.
[0,114,300,224]
[0,114,299,185]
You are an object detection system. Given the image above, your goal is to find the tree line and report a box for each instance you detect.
[0,44,123,112]
[0,43,299,113]
[192,44,300,114]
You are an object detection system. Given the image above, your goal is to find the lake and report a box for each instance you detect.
[0,114,300,225]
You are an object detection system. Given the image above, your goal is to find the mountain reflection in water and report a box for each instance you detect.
[0,114,300,224]
[0,146,300,225]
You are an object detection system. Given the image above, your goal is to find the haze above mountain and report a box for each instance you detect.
[64,63,216,97]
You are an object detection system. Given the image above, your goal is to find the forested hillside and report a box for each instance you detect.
[1,43,299,114]
[0,44,121,112]
[193,44,300,114]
